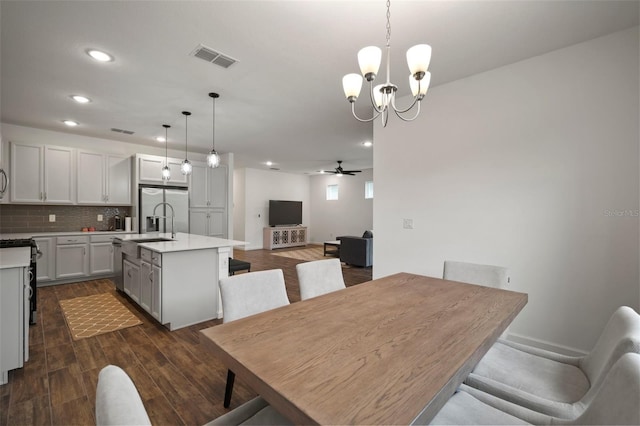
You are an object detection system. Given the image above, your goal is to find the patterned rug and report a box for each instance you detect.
[59,293,142,340]
[270,245,328,262]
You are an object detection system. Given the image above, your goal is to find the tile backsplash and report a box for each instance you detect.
[0,205,132,234]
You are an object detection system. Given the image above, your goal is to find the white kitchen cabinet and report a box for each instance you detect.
[139,248,162,319]
[139,260,152,313]
[123,259,140,303]
[190,208,226,238]
[0,264,29,385]
[151,264,162,321]
[89,235,116,275]
[77,151,131,205]
[137,154,187,186]
[10,142,75,204]
[55,236,89,279]
[189,163,227,208]
[33,237,55,282]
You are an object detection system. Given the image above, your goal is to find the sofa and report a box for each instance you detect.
[338,230,373,267]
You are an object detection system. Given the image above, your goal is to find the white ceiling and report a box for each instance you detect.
[1,1,638,174]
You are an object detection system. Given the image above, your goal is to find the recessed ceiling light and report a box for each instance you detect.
[87,49,113,62]
[70,95,91,104]
[363,141,373,147]
[63,120,79,127]
[156,136,166,143]
[266,161,273,166]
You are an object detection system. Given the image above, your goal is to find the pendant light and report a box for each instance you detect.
[161,124,171,181]
[180,111,192,175]
[207,92,221,168]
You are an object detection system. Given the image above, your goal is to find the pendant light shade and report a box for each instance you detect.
[180,111,192,175]
[207,92,221,169]
[161,124,171,181]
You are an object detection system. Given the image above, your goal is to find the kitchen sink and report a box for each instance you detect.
[135,238,173,243]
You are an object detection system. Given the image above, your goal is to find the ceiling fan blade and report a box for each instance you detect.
[342,170,362,173]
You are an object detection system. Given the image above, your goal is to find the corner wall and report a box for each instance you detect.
[309,169,373,242]
[235,168,310,250]
[373,27,639,352]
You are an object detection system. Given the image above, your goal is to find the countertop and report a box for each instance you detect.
[0,231,135,239]
[116,232,247,253]
[0,247,31,269]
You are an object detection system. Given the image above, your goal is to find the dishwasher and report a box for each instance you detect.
[112,238,123,291]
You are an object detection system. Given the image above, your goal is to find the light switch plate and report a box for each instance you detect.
[49,214,55,222]
[97,214,103,222]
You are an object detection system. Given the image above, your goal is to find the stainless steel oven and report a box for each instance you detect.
[0,238,38,324]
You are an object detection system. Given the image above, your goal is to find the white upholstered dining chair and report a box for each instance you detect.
[443,260,509,289]
[95,365,291,426]
[428,352,640,425]
[464,306,640,419]
[219,269,290,407]
[296,258,346,300]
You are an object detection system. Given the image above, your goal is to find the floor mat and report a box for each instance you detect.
[59,292,142,340]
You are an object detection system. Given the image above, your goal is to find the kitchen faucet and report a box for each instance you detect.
[152,202,176,239]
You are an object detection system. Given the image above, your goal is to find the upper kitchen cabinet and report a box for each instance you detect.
[10,142,75,204]
[137,154,188,186]
[77,151,131,205]
[189,162,228,208]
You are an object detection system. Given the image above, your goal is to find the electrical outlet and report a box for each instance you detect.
[49,214,56,222]
[97,214,103,222]
[403,218,413,229]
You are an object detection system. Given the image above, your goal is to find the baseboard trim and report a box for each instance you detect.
[505,332,588,356]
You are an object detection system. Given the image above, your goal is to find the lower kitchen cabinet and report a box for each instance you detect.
[55,236,89,279]
[151,264,161,321]
[0,265,29,384]
[34,237,55,282]
[123,259,140,303]
[140,249,162,321]
[89,235,115,275]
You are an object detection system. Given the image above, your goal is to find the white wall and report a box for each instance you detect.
[309,169,373,243]
[235,168,310,250]
[374,27,639,353]
[233,168,246,241]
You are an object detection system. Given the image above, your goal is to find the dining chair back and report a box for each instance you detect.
[443,260,509,289]
[296,258,346,300]
[220,269,290,323]
[218,269,290,407]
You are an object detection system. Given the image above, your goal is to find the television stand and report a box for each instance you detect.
[263,226,307,250]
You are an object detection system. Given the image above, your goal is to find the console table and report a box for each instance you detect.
[263,226,307,250]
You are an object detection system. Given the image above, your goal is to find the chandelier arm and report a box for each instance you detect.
[368,80,384,113]
[351,102,382,123]
[391,92,421,114]
[393,99,422,122]
[381,108,389,127]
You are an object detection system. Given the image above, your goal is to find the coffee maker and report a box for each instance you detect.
[114,215,123,231]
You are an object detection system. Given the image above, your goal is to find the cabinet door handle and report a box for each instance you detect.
[148,271,153,281]
[44,192,47,201]
[83,247,86,256]
[127,270,132,277]
[40,192,43,200]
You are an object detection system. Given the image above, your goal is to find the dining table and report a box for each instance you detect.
[201,272,528,425]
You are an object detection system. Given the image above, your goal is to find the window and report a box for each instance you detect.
[365,181,374,199]
[326,184,338,201]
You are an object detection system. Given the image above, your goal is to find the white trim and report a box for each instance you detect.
[505,332,587,356]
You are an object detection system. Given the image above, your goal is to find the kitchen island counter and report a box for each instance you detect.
[119,232,246,253]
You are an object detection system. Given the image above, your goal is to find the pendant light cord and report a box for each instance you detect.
[212,96,216,151]
[386,0,391,48]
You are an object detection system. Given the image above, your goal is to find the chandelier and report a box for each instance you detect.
[207,92,221,168]
[161,124,171,181]
[180,111,192,175]
[342,0,431,127]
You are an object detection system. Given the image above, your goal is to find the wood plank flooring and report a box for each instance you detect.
[1,246,372,425]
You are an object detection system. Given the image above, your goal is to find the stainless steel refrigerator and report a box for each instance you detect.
[139,186,189,234]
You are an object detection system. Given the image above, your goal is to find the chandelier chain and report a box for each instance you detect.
[386,0,391,47]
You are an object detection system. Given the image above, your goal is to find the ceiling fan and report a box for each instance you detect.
[325,161,362,176]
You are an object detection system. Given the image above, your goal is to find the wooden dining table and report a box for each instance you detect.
[201,272,527,425]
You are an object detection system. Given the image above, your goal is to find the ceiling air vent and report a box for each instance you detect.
[190,44,238,69]
[111,128,135,135]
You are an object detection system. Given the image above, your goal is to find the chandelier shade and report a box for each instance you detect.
[342,0,432,127]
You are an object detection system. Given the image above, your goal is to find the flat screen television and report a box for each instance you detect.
[269,200,303,226]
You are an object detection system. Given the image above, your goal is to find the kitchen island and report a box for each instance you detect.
[115,233,246,331]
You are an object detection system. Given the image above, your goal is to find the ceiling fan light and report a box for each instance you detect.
[207,150,221,168]
[161,165,171,181]
[181,159,192,175]
[343,74,363,101]
[358,46,382,80]
[406,44,431,77]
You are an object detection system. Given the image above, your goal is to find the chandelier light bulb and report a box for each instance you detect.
[358,46,382,80]
[342,73,364,101]
[161,166,171,181]
[207,150,221,168]
[373,84,385,109]
[181,159,192,175]
[410,71,430,97]
[406,44,432,77]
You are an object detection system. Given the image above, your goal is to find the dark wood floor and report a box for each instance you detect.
[0,246,372,425]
